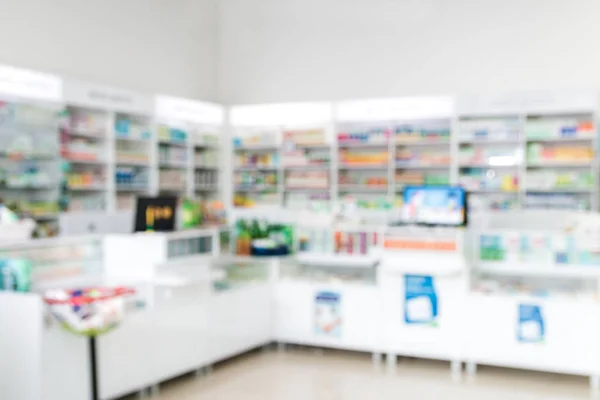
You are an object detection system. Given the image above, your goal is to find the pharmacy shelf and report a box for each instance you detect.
[296,253,379,268]
[478,262,600,279]
[338,185,388,192]
[339,165,388,170]
[68,184,106,191]
[338,142,389,148]
[234,166,278,172]
[283,165,330,171]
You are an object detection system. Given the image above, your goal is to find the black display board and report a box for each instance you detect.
[134,196,177,232]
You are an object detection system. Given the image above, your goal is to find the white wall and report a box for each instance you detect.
[218,0,600,104]
[0,0,217,100]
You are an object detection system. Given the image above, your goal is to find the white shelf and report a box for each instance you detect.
[234,145,277,152]
[338,185,388,192]
[458,138,521,145]
[526,136,595,143]
[115,159,151,167]
[478,262,600,279]
[284,187,329,192]
[396,164,451,169]
[159,161,188,169]
[283,165,330,171]
[68,184,106,191]
[339,165,388,170]
[196,184,219,191]
[234,166,278,172]
[525,187,593,193]
[527,161,592,168]
[296,253,379,268]
[116,185,149,192]
[158,140,187,147]
[65,127,106,140]
[338,142,389,148]
[195,165,219,170]
[234,185,278,192]
[291,143,330,149]
[64,158,106,165]
[396,141,451,147]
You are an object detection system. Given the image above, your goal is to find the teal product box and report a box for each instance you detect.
[0,259,32,292]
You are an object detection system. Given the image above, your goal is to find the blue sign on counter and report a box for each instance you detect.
[517,304,545,343]
[404,275,438,326]
[315,291,342,337]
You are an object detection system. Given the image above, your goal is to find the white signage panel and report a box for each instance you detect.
[63,79,153,115]
[458,90,598,116]
[0,65,62,101]
[155,95,224,125]
[335,96,454,122]
[230,102,332,127]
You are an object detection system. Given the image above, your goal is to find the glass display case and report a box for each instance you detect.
[211,256,270,292]
[0,235,103,290]
[279,257,377,285]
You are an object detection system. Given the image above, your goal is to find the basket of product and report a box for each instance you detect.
[43,287,135,337]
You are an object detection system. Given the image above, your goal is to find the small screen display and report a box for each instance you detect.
[402,186,467,226]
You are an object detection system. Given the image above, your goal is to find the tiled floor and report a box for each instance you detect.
[136,349,595,400]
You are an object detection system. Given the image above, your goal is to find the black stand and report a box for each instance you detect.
[89,336,99,400]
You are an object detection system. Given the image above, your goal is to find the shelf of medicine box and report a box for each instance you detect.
[526,161,593,168]
[286,142,330,150]
[234,165,278,172]
[196,184,219,191]
[0,151,57,160]
[234,185,279,192]
[115,157,151,166]
[468,195,520,213]
[337,141,389,149]
[338,184,388,192]
[67,183,106,191]
[523,194,591,211]
[524,116,595,140]
[116,183,149,192]
[233,145,278,152]
[159,160,187,169]
[339,164,389,170]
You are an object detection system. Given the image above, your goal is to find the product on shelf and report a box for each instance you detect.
[159,170,187,191]
[283,129,327,146]
[234,219,294,256]
[468,194,519,212]
[235,171,278,188]
[459,147,521,166]
[395,123,450,143]
[195,170,219,187]
[459,118,521,142]
[338,174,387,187]
[337,127,390,145]
[159,145,187,165]
[525,117,595,140]
[396,149,451,167]
[285,192,331,210]
[525,170,593,191]
[334,230,378,255]
[395,172,450,187]
[233,132,277,148]
[459,168,519,192]
[235,152,278,168]
[282,149,330,167]
[157,125,187,143]
[286,171,329,189]
[527,143,593,165]
[115,167,149,189]
[524,193,590,210]
[195,149,219,167]
[338,149,389,166]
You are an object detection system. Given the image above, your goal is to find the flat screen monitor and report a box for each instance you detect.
[134,196,177,232]
[402,186,467,227]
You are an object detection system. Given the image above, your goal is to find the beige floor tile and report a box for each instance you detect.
[124,349,596,400]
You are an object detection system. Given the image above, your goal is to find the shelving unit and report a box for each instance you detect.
[0,102,62,237]
[62,106,109,213]
[282,128,332,210]
[232,131,281,208]
[458,91,598,212]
